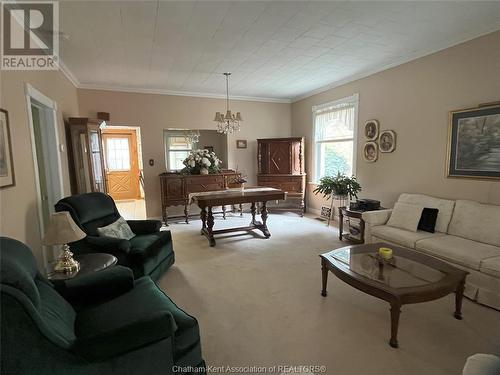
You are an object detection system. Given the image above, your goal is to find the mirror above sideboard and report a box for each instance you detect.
[163,129,228,172]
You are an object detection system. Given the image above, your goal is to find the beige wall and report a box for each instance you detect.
[292,30,500,213]
[0,70,79,265]
[77,89,291,218]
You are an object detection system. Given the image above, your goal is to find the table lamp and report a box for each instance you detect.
[43,212,86,273]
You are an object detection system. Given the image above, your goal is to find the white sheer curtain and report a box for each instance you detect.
[314,103,355,142]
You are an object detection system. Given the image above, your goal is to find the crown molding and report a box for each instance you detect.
[291,28,500,103]
[58,59,80,88]
[77,83,291,103]
[57,59,291,103]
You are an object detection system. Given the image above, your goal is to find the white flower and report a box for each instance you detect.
[202,157,211,167]
[189,160,196,167]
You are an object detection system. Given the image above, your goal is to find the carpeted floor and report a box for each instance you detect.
[158,212,500,375]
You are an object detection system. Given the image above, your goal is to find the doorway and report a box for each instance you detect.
[26,84,64,267]
[101,126,146,219]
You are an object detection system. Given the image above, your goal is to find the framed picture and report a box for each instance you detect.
[0,109,15,188]
[379,130,397,153]
[447,104,500,179]
[363,141,378,162]
[236,140,247,149]
[204,146,214,153]
[364,120,379,140]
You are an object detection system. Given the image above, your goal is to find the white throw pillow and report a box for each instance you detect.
[386,202,424,232]
[97,217,135,240]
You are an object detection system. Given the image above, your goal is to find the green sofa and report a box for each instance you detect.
[0,237,205,374]
[55,192,174,280]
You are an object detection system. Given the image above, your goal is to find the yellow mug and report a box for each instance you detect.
[379,247,393,260]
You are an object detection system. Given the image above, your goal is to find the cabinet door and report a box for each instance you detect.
[269,141,291,174]
[165,177,184,200]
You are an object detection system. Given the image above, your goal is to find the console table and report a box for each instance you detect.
[159,171,241,225]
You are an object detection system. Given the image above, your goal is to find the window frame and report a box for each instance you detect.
[312,93,359,184]
[163,130,194,171]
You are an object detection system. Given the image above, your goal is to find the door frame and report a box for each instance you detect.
[25,83,65,268]
[101,128,141,200]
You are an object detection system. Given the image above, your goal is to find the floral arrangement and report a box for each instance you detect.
[181,149,221,175]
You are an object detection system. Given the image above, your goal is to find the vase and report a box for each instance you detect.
[200,168,209,175]
[240,183,245,192]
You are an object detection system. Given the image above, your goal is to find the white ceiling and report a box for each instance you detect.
[59,1,500,102]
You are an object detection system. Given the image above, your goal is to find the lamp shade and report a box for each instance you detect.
[43,212,86,246]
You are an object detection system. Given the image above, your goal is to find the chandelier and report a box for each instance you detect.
[214,72,242,134]
[183,130,200,144]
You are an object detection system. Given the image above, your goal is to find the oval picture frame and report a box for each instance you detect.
[363,141,378,162]
[364,120,379,140]
[379,130,396,153]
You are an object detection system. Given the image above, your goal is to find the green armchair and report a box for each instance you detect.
[55,192,174,280]
[0,237,206,374]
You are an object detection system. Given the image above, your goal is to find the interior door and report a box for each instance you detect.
[102,130,140,200]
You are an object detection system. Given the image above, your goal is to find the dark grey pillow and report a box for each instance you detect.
[418,208,439,233]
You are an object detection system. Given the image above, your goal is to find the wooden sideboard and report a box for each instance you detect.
[257,137,306,216]
[159,171,241,225]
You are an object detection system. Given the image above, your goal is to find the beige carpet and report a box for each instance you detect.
[158,212,500,375]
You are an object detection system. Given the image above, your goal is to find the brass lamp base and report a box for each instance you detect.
[54,244,80,274]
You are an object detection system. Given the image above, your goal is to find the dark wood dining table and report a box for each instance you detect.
[190,187,286,246]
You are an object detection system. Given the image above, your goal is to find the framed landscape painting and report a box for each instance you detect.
[447,104,500,179]
[0,109,15,188]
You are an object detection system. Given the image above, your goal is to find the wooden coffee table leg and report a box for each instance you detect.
[389,301,401,348]
[260,201,270,238]
[454,277,466,320]
[200,207,207,235]
[321,258,328,297]
[207,206,215,247]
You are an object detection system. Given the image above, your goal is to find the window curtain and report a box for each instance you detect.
[314,103,355,142]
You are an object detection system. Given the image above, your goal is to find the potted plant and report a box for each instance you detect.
[313,173,361,225]
[181,149,221,175]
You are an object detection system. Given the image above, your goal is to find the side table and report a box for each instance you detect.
[47,253,117,281]
[338,207,365,244]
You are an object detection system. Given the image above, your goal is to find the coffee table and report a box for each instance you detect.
[320,243,468,348]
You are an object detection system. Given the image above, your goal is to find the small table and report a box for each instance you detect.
[47,253,117,281]
[338,207,386,244]
[320,243,468,348]
[190,187,286,246]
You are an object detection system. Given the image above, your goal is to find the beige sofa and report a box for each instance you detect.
[362,193,500,310]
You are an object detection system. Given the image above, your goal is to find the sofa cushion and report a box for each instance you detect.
[415,235,500,270]
[448,200,500,247]
[371,225,444,249]
[386,202,423,232]
[75,277,198,361]
[480,257,500,278]
[398,193,456,233]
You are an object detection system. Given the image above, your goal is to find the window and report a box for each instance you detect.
[105,137,131,171]
[164,132,194,171]
[313,94,358,182]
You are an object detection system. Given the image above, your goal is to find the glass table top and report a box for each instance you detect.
[329,247,447,288]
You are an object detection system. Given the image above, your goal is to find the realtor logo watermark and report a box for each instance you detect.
[1,1,59,70]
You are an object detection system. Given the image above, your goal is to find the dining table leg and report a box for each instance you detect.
[260,201,270,238]
[200,207,207,235]
[206,206,215,247]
